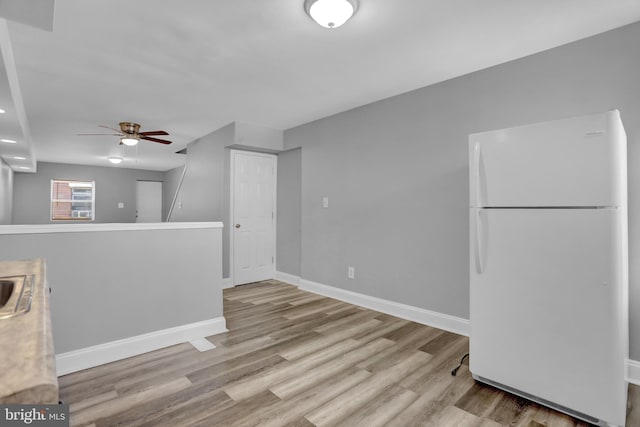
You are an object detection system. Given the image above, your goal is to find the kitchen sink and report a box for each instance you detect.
[0,280,15,308]
[0,276,34,319]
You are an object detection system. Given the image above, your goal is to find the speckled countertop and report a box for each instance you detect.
[0,259,58,404]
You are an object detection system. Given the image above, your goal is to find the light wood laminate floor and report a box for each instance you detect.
[59,280,640,426]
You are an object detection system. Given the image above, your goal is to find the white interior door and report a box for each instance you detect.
[470,207,626,424]
[136,181,162,223]
[232,151,276,285]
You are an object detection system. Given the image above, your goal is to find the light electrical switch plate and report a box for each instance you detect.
[348,266,355,279]
[322,197,329,208]
[117,202,124,209]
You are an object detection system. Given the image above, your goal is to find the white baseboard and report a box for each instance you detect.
[222,277,233,289]
[56,317,227,376]
[274,271,301,286]
[627,359,640,386]
[295,277,470,337]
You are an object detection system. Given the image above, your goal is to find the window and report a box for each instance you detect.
[51,180,95,221]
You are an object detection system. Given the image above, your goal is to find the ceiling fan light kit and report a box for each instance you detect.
[121,137,139,146]
[304,0,358,28]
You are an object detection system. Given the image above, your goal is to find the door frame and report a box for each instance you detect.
[229,149,278,286]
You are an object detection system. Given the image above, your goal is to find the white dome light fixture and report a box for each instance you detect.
[108,157,123,164]
[121,137,139,146]
[304,0,358,29]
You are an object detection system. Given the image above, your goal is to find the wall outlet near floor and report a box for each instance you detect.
[347,266,355,279]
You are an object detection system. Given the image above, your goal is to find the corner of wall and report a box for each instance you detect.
[0,159,14,224]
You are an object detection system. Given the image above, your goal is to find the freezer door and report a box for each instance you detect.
[469,110,626,207]
[469,208,627,426]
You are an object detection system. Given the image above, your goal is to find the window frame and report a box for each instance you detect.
[50,179,96,222]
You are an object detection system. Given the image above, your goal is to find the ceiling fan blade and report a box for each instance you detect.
[77,133,123,136]
[98,124,124,133]
[140,130,169,136]
[141,136,172,144]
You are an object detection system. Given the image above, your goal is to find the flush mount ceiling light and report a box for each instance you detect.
[304,0,358,28]
[107,157,123,164]
[121,137,139,146]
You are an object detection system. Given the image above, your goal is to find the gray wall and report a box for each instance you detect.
[235,122,284,151]
[0,159,13,224]
[169,124,232,223]
[169,121,284,279]
[0,0,54,31]
[0,227,223,353]
[169,124,233,277]
[12,162,164,224]
[162,165,185,221]
[283,23,640,358]
[277,148,301,276]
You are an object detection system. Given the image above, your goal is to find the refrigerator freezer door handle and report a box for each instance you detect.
[473,142,482,207]
[474,208,484,274]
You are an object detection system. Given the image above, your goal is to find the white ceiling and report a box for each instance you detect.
[1,0,639,172]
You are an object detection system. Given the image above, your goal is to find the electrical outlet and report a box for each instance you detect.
[347,266,355,279]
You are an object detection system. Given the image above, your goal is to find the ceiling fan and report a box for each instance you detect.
[78,122,172,145]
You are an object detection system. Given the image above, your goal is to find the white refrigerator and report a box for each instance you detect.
[469,110,628,427]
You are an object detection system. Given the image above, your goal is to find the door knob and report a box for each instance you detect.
[235,224,241,228]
